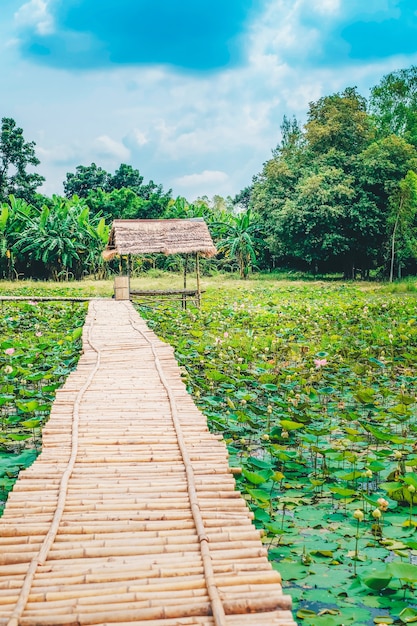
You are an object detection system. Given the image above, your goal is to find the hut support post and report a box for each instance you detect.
[182,254,188,310]
[196,252,201,308]
[114,255,130,300]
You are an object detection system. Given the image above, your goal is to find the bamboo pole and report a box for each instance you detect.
[196,251,201,307]
[6,304,103,626]
[183,253,188,309]
[126,305,227,625]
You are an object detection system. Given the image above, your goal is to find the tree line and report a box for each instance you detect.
[251,67,417,279]
[2,65,417,280]
[0,119,251,279]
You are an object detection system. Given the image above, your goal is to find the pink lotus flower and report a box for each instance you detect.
[4,348,15,356]
[377,497,389,512]
[35,331,43,337]
[314,358,327,368]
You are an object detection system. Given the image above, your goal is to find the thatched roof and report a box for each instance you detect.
[102,218,217,261]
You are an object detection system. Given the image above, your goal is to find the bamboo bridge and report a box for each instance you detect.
[0,300,295,626]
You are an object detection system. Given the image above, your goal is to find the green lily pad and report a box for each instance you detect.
[274,561,309,580]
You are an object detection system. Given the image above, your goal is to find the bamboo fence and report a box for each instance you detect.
[0,301,296,626]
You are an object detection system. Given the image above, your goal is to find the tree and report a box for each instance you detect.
[64,163,109,198]
[107,164,144,193]
[233,186,252,211]
[354,135,417,272]
[87,188,144,220]
[369,66,417,146]
[277,115,305,157]
[252,117,307,216]
[267,166,355,272]
[252,115,314,269]
[253,89,417,275]
[388,170,417,281]
[305,87,373,157]
[138,185,171,218]
[215,209,261,278]
[0,118,44,202]
[65,163,172,217]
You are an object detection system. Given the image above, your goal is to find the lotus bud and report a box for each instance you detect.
[353,509,364,522]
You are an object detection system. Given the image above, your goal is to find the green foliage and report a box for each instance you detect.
[0,195,36,279]
[64,163,109,198]
[87,187,145,221]
[214,209,262,278]
[107,163,145,193]
[0,301,86,514]
[305,87,373,156]
[10,195,109,280]
[388,170,417,281]
[269,165,355,267]
[370,66,417,146]
[252,79,417,277]
[0,118,44,203]
[65,162,171,219]
[6,65,417,281]
[164,196,208,219]
[139,282,417,623]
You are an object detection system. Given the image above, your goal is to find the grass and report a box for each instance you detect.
[0,271,396,300]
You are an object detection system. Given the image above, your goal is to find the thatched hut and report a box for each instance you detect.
[102,218,217,305]
[102,218,217,260]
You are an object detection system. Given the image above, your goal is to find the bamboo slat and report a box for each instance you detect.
[0,300,295,626]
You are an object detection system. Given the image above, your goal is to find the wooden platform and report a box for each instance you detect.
[0,300,295,626]
[130,289,203,308]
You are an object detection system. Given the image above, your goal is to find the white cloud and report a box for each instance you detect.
[173,170,231,201]
[4,38,20,49]
[310,0,341,15]
[93,135,130,161]
[130,129,148,147]
[14,0,54,35]
[175,170,229,187]
[36,143,82,166]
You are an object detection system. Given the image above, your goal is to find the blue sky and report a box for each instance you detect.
[2,0,417,200]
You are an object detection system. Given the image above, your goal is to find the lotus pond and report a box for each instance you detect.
[0,300,87,514]
[138,281,417,626]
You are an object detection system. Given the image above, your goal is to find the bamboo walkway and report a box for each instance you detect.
[0,300,295,626]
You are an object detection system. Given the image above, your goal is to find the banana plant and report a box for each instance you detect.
[215,209,262,279]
